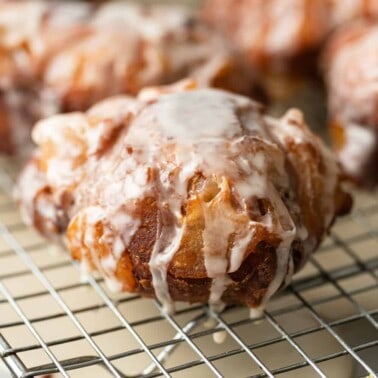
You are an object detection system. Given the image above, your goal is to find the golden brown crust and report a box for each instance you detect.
[17,82,351,311]
[202,0,378,100]
[202,0,329,72]
[65,178,281,308]
[0,1,259,154]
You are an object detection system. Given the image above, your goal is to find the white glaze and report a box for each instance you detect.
[147,89,274,312]
[230,0,328,69]
[47,1,92,27]
[0,0,93,86]
[73,205,141,293]
[213,330,227,344]
[93,2,189,41]
[149,226,184,314]
[249,306,265,320]
[258,184,296,308]
[265,0,305,55]
[0,1,47,48]
[326,24,378,186]
[156,90,242,142]
[330,0,378,28]
[328,25,378,127]
[338,123,377,176]
[18,85,343,314]
[79,258,91,284]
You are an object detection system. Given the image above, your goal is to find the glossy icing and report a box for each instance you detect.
[17,84,344,313]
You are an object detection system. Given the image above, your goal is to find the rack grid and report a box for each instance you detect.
[0,156,377,378]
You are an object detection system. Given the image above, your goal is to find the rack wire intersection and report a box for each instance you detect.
[0,158,377,378]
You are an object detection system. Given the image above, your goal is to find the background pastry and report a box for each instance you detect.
[323,22,378,188]
[0,0,258,154]
[16,81,351,312]
[202,0,378,100]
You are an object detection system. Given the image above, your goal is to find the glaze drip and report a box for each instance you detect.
[16,82,348,312]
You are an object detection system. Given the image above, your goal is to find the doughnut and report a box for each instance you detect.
[202,0,378,99]
[16,81,351,312]
[202,0,328,73]
[323,22,378,188]
[0,0,258,153]
[330,0,378,28]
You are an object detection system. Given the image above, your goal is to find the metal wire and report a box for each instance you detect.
[0,159,377,378]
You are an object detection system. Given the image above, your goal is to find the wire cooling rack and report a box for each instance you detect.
[0,156,377,378]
